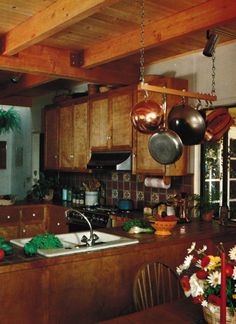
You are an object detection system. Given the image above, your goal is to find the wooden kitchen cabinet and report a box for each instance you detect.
[132,76,189,176]
[59,105,74,169]
[47,205,69,234]
[89,87,133,151]
[0,207,20,240]
[20,206,46,238]
[44,107,59,170]
[89,95,109,150]
[44,99,89,171]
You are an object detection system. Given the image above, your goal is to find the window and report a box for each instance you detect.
[201,107,236,220]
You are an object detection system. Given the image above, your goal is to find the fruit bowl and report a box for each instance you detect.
[151,218,177,236]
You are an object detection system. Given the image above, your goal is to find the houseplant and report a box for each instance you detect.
[0,107,21,134]
[176,242,236,323]
[27,172,56,201]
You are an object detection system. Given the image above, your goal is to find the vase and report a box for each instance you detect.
[203,305,236,324]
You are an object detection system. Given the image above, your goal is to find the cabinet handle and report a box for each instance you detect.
[7,215,11,219]
[57,222,61,226]
[32,213,36,217]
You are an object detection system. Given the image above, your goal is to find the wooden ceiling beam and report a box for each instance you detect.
[0,74,55,99]
[82,0,236,67]
[0,45,138,85]
[2,0,121,56]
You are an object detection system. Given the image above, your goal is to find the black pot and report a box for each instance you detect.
[168,104,206,145]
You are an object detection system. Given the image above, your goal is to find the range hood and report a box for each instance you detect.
[87,151,131,171]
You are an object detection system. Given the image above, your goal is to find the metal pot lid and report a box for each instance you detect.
[148,129,183,165]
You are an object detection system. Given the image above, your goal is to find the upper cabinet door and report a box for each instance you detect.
[73,102,89,170]
[110,88,133,150]
[44,108,59,170]
[89,96,110,151]
[59,106,74,169]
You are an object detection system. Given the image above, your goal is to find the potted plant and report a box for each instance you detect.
[0,107,21,134]
[188,193,219,221]
[26,172,56,201]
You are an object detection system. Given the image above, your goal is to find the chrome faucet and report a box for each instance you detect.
[65,209,99,247]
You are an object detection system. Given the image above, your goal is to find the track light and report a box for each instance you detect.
[10,73,22,83]
[203,30,219,57]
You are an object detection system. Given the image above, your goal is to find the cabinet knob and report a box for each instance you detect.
[54,155,58,159]
[69,154,74,159]
[107,136,111,140]
[7,215,11,219]
[22,229,26,233]
[32,213,36,217]
[57,222,61,226]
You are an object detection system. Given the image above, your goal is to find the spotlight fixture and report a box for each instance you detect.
[203,30,219,57]
[10,73,22,83]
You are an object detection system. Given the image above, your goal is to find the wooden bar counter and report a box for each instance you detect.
[0,220,235,324]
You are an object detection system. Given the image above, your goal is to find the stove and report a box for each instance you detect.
[66,206,118,232]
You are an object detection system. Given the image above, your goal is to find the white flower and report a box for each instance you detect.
[201,300,208,307]
[187,242,196,254]
[189,273,204,297]
[176,264,184,275]
[183,255,193,270]
[197,245,207,254]
[207,271,221,288]
[229,246,236,261]
[232,266,236,280]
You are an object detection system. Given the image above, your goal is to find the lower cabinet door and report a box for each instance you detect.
[21,223,46,238]
[0,225,19,240]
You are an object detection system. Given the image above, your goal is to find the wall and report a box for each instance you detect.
[0,106,32,200]
[50,171,193,210]
[35,42,236,206]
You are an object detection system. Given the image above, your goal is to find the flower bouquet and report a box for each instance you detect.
[176,242,236,323]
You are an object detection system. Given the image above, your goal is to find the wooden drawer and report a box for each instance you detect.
[0,207,20,224]
[21,207,45,222]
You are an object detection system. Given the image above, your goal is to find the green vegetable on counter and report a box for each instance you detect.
[122,218,155,233]
[0,237,14,255]
[24,233,63,257]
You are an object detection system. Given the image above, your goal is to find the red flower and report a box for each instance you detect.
[196,269,208,279]
[201,255,210,268]
[225,264,233,277]
[208,294,221,306]
[193,295,204,304]
[192,256,198,264]
[180,275,190,292]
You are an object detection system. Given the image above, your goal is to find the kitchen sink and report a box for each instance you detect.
[10,231,139,258]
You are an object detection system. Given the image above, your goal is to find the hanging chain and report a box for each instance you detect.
[211,50,216,96]
[139,0,145,84]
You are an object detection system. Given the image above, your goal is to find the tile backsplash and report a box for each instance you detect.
[53,171,193,210]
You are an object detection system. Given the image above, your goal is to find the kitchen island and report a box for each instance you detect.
[0,220,235,324]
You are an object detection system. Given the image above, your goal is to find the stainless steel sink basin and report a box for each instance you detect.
[10,231,139,258]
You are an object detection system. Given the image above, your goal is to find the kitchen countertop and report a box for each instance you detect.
[0,219,235,272]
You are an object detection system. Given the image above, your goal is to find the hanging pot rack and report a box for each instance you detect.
[137,83,217,102]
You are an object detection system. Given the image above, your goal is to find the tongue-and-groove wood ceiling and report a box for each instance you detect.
[0,0,236,106]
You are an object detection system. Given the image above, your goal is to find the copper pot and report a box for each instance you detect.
[131,99,164,134]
